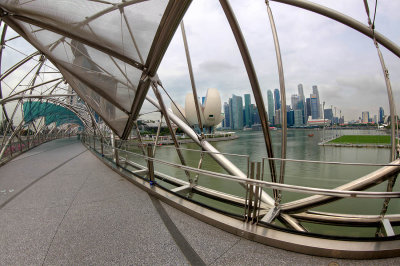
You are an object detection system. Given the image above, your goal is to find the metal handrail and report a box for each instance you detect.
[111,136,399,166]
[94,140,400,199]
[262,157,400,167]
[157,146,250,158]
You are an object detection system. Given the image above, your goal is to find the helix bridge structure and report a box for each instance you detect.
[0,0,399,259]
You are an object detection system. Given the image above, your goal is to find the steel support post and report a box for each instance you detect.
[180,20,204,138]
[134,120,147,156]
[147,144,155,184]
[152,113,163,157]
[151,82,191,181]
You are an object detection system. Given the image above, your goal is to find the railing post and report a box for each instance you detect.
[244,162,255,222]
[115,145,119,166]
[100,136,104,157]
[147,144,155,185]
[10,140,13,157]
[27,132,30,149]
[18,134,22,153]
[93,133,96,151]
[244,161,262,223]
[110,133,119,166]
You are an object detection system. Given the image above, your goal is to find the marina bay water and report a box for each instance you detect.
[141,129,399,236]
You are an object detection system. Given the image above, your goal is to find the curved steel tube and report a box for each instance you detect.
[281,158,400,212]
[265,1,287,201]
[144,93,276,206]
[219,0,278,195]
[292,211,400,226]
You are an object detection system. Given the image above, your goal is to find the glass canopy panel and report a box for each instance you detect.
[0,0,190,137]
[60,68,128,135]
[1,0,168,65]
[16,24,140,112]
[23,101,83,127]
[9,20,137,135]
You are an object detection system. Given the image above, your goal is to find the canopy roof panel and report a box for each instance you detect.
[23,101,83,127]
[0,0,191,138]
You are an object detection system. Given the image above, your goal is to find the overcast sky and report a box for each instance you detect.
[153,0,400,122]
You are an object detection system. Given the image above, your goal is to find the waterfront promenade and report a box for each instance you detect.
[0,138,399,265]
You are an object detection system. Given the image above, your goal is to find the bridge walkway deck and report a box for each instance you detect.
[0,138,398,265]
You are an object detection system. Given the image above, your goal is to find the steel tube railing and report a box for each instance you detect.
[90,139,400,199]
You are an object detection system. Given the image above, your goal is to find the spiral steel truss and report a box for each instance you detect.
[1,0,399,259]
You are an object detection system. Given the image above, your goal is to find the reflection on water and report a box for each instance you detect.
[147,129,399,236]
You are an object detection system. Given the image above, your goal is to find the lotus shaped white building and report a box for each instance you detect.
[171,88,223,130]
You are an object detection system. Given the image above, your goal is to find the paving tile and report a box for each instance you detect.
[44,195,187,265]
[161,201,240,265]
[0,206,69,265]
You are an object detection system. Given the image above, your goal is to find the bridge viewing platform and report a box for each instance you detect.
[0,138,398,265]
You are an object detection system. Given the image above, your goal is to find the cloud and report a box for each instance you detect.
[156,0,400,121]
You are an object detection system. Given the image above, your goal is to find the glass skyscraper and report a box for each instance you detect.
[251,104,261,125]
[274,88,280,111]
[379,107,384,124]
[324,108,333,124]
[267,90,274,125]
[305,98,311,120]
[223,102,230,128]
[297,84,305,124]
[310,94,319,119]
[287,110,294,127]
[312,85,321,118]
[229,94,243,130]
[294,109,303,126]
[244,94,251,127]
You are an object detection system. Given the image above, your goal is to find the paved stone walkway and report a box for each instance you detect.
[0,138,399,265]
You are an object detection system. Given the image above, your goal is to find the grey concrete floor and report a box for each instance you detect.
[0,138,399,265]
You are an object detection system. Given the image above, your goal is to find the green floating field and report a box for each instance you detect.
[328,135,391,144]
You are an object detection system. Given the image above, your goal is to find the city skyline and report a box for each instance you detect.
[221,86,386,130]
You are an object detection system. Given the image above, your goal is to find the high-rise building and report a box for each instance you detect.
[287,110,294,127]
[310,94,319,119]
[229,94,243,130]
[291,94,304,124]
[274,88,280,111]
[379,107,384,124]
[362,111,369,123]
[305,98,311,121]
[324,108,333,124]
[275,109,281,126]
[244,94,251,127]
[223,102,230,128]
[291,94,300,110]
[297,84,305,123]
[312,85,321,118]
[294,109,303,127]
[251,104,261,125]
[374,115,377,124]
[229,97,233,129]
[267,90,274,125]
